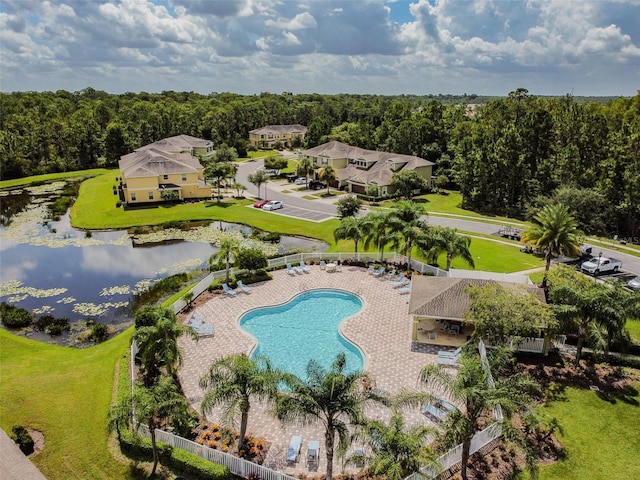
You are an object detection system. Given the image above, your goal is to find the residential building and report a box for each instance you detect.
[300,140,434,196]
[118,135,213,204]
[249,124,307,149]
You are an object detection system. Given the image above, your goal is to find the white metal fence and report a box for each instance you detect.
[171,251,447,313]
[138,425,298,480]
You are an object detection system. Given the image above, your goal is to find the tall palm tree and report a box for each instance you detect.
[134,307,198,384]
[296,156,314,186]
[318,165,337,196]
[275,353,381,480]
[204,161,232,201]
[548,267,635,364]
[427,227,475,271]
[414,350,538,480]
[334,216,367,257]
[134,375,190,476]
[199,354,283,452]
[521,203,582,289]
[362,211,393,262]
[209,236,241,284]
[349,409,440,480]
[388,201,429,269]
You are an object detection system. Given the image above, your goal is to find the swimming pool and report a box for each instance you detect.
[239,289,364,379]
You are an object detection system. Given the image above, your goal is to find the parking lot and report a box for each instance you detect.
[250,203,335,222]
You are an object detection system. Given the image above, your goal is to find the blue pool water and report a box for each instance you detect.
[239,289,364,379]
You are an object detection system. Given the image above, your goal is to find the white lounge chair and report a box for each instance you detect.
[438,346,463,358]
[437,354,460,366]
[319,260,326,270]
[286,263,298,276]
[423,398,456,422]
[287,435,302,463]
[367,265,376,274]
[222,283,237,296]
[307,440,319,467]
[373,266,386,277]
[300,260,311,273]
[236,280,251,293]
[391,274,408,288]
[398,281,412,294]
[353,446,365,468]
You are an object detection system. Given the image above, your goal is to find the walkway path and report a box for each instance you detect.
[177,265,442,475]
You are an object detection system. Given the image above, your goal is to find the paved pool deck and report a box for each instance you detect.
[177,265,452,476]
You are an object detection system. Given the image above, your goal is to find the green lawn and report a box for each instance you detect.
[626,319,640,344]
[536,384,640,480]
[0,328,135,480]
[0,169,111,189]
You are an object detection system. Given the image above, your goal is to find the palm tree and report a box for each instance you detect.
[275,353,381,480]
[349,409,440,480]
[248,169,269,199]
[521,203,582,289]
[199,354,283,452]
[415,350,538,480]
[362,211,393,262]
[204,161,232,201]
[334,216,367,257]
[427,227,475,271]
[388,201,429,269]
[318,165,336,196]
[134,307,198,384]
[209,236,241,284]
[296,156,314,186]
[133,375,190,476]
[548,267,634,364]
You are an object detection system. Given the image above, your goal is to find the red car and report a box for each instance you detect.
[253,199,271,208]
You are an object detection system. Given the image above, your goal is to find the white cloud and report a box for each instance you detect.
[0,0,638,96]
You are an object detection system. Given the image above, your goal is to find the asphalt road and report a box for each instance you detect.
[236,160,640,277]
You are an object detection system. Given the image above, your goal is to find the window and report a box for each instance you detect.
[131,193,136,201]
[163,174,169,180]
[182,174,187,181]
[148,192,154,200]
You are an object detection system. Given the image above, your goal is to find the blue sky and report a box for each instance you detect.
[1,0,638,96]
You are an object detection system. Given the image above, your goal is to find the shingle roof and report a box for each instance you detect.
[138,135,213,153]
[408,276,546,321]
[303,141,433,185]
[119,148,202,178]
[249,124,307,134]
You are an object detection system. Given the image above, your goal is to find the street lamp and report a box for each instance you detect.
[596,251,602,280]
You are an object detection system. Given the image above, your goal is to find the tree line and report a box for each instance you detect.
[1,88,638,238]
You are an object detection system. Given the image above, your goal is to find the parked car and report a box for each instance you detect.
[308,180,327,190]
[295,177,309,185]
[580,256,622,276]
[262,200,284,211]
[253,199,271,208]
[627,276,640,291]
[286,174,298,183]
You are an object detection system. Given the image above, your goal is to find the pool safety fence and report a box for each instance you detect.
[171,252,447,314]
[137,425,299,480]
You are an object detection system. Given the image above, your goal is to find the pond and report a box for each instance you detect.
[0,183,327,339]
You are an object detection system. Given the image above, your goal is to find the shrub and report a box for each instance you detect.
[33,314,70,335]
[0,303,32,328]
[11,425,35,455]
[89,323,109,342]
[236,248,268,276]
[162,220,183,229]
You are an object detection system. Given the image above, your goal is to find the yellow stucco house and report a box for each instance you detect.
[249,124,307,149]
[118,135,214,204]
[300,141,434,196]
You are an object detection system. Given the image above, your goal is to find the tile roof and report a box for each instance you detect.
[139,135,213,152]
[408,276,546,320]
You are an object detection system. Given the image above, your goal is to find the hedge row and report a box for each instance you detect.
[120,430,231,480]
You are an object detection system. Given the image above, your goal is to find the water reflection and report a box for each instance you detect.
[0,188,327,325]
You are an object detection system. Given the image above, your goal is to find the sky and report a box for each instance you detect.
[1,0,639,97]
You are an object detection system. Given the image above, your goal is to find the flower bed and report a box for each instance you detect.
[194,422,270,464]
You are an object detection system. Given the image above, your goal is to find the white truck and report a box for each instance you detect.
[580,256,622,276]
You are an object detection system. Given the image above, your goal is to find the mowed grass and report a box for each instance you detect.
[0,169,111,189]
[535,385,640,480]
[0,328,135,480]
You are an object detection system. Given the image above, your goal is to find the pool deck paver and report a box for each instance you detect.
[177,266,447,476]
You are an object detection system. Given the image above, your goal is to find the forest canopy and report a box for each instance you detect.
[1,88,638,238]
